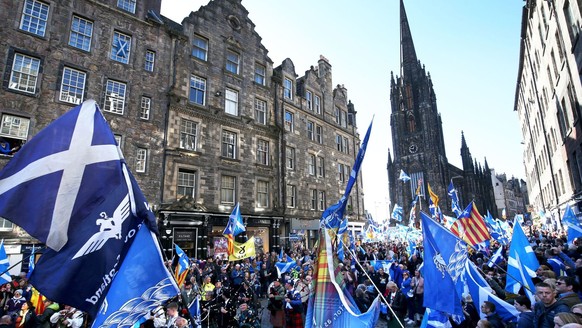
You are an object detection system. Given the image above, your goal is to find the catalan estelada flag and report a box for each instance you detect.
[174,244,190,288]
[223,203,245,258]
[30,287,45,315]
[450,202,490,246]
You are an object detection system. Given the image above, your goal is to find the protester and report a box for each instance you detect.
[37,299,59,328]
[283,280,303,327]
[4,289,25,318]
[556,276,582,309]
[533,282,570,328]
[15,301,36,328]
[554,312,582,327]
[49,305,84,328]
[514,295,534,328]
[384,281,406,328]
[267,278,285,328]
[480,301,504,328]
[411,269,424,324]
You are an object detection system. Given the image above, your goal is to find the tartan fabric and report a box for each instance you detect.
[286,310,303,327]
[450,202,490,246]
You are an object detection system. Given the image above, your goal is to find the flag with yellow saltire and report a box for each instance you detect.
[228,237,256,261]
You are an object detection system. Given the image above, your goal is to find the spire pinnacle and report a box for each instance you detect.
[400,0,418,78]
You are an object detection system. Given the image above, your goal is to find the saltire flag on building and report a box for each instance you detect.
[91,225,180,328]
[228,237,256,261]
[223,203,245,256]
[305,229,381,328]
[465,261,519,322]
[26,245,36,279]
[391,204,403,222]
[0,100,158,316]
[321,119,372,229]
[187,295,202,328]
[506,219,538,301]
[450,202,490,246]
[562,204,582,244]
[174,244,190,288]
[399,169,411,182]
[0,241,10,285]
[447,180,462,217]
[420,212,465,317]
[487,247,504,268]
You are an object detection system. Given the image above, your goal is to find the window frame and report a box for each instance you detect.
[306,120,315,141]
[221,175,237,205]
[256,180,269,208]
[116,0,136,13]
[284,111,294,132]
[254,98,267,125]
[256,139,269,165]
[287,184,297,208]
[318,191,326,210]
[19,0,49,37]
[192,35,209,61]
[225,88,239,116]
[310,189,317,210]
[180,119,198,151]
[306,90,313,110]
[9,53,41,94]
[286,146,295,170]
[69,15,93,52]
[221,130,237,159]
[140,96,151,120]
[177,169,197,199]
[144,50,155,72]
[110,31,132,64]
[283,78,293,99]
[308,154,316,176]
[314,95,321,114]
[225,50,240,74]
[103,79,127,115]
[189,75,206,105]
[59,66,86,105]
[0,114,30,140]
[135,147,147,173]
[254,63,266,85]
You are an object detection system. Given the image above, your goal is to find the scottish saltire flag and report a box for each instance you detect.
[484,212,509,245]
[369,260,393,272]
[305,228,380,328]
[506,219,538,300]
[420,308,452,328]
[465,261,519,322]
[91,225,180,328]
[321,120,372,229]
[225,203,245,237]
[0,100,127,251]
[7,100,159,316]
[188,296,202,328]
[562,204,582,244]
[451,202,490,246]
[26,245,36,279]
[0,241,11,284]
[487,247,504,268]
[407,239,418,257]
[447,180,462,217]
[338,218,349,261]
[391,204,403,222]
[399,169,411,182]
[275,255,297,277]
[174,244,189,288]
[420,212,465,317]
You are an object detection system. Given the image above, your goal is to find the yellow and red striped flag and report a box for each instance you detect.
[30,287,45,315]
[450,202,490,246]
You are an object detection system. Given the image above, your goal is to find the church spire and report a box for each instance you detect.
[400,0,418,78]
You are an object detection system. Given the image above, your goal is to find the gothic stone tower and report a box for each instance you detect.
[387,0,450,223]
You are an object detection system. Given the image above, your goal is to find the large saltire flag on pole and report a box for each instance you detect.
[399,169,411,182]
[391,204,403,222]
[91,225,180,328]
[450,202,490,246]
[223,203,245,256]
[506,218,539,301]
[174,244,190,288]
[447,180,462,217]
[562,204,582,244]
[321,119,372,229]
[0,241,11,285]
[0,100,158,316]
[420,212,465,317]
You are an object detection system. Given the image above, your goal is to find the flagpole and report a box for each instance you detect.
[343,244,405,328]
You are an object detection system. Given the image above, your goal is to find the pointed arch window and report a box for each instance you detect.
[407,112,416,133]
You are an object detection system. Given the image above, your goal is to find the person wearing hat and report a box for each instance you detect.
[268,278,285,328]
[180,281,195,306]
[236,302,260,328]
[4,289,25,318]
[217,286,236,327]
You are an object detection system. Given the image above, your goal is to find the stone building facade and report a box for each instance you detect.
[491,170,529,219]
[515,0,582,221]
[387,0,496,222]
[158,0,365,259]
[0,0,173,271]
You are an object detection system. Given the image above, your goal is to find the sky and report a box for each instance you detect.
[161,0,526,221]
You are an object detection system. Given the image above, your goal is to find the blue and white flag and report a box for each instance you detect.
[188,296,202,328]
[275,255,297,277]
[26,245,36,279]
[391,204,403,222]
[562,204,582,244]
[321,120,372,229]
[447,180,462,218]
[0,241,11,284]
[6,100,159,316]
[420,308,452,328]
[420,212,465,317]
[338,217,349,261]
[224,203,245,237]
[465,261,519,322]
[91,225,180,328]
[487,247,504,268]
[506,219,538,301]
[399,169,411,182]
